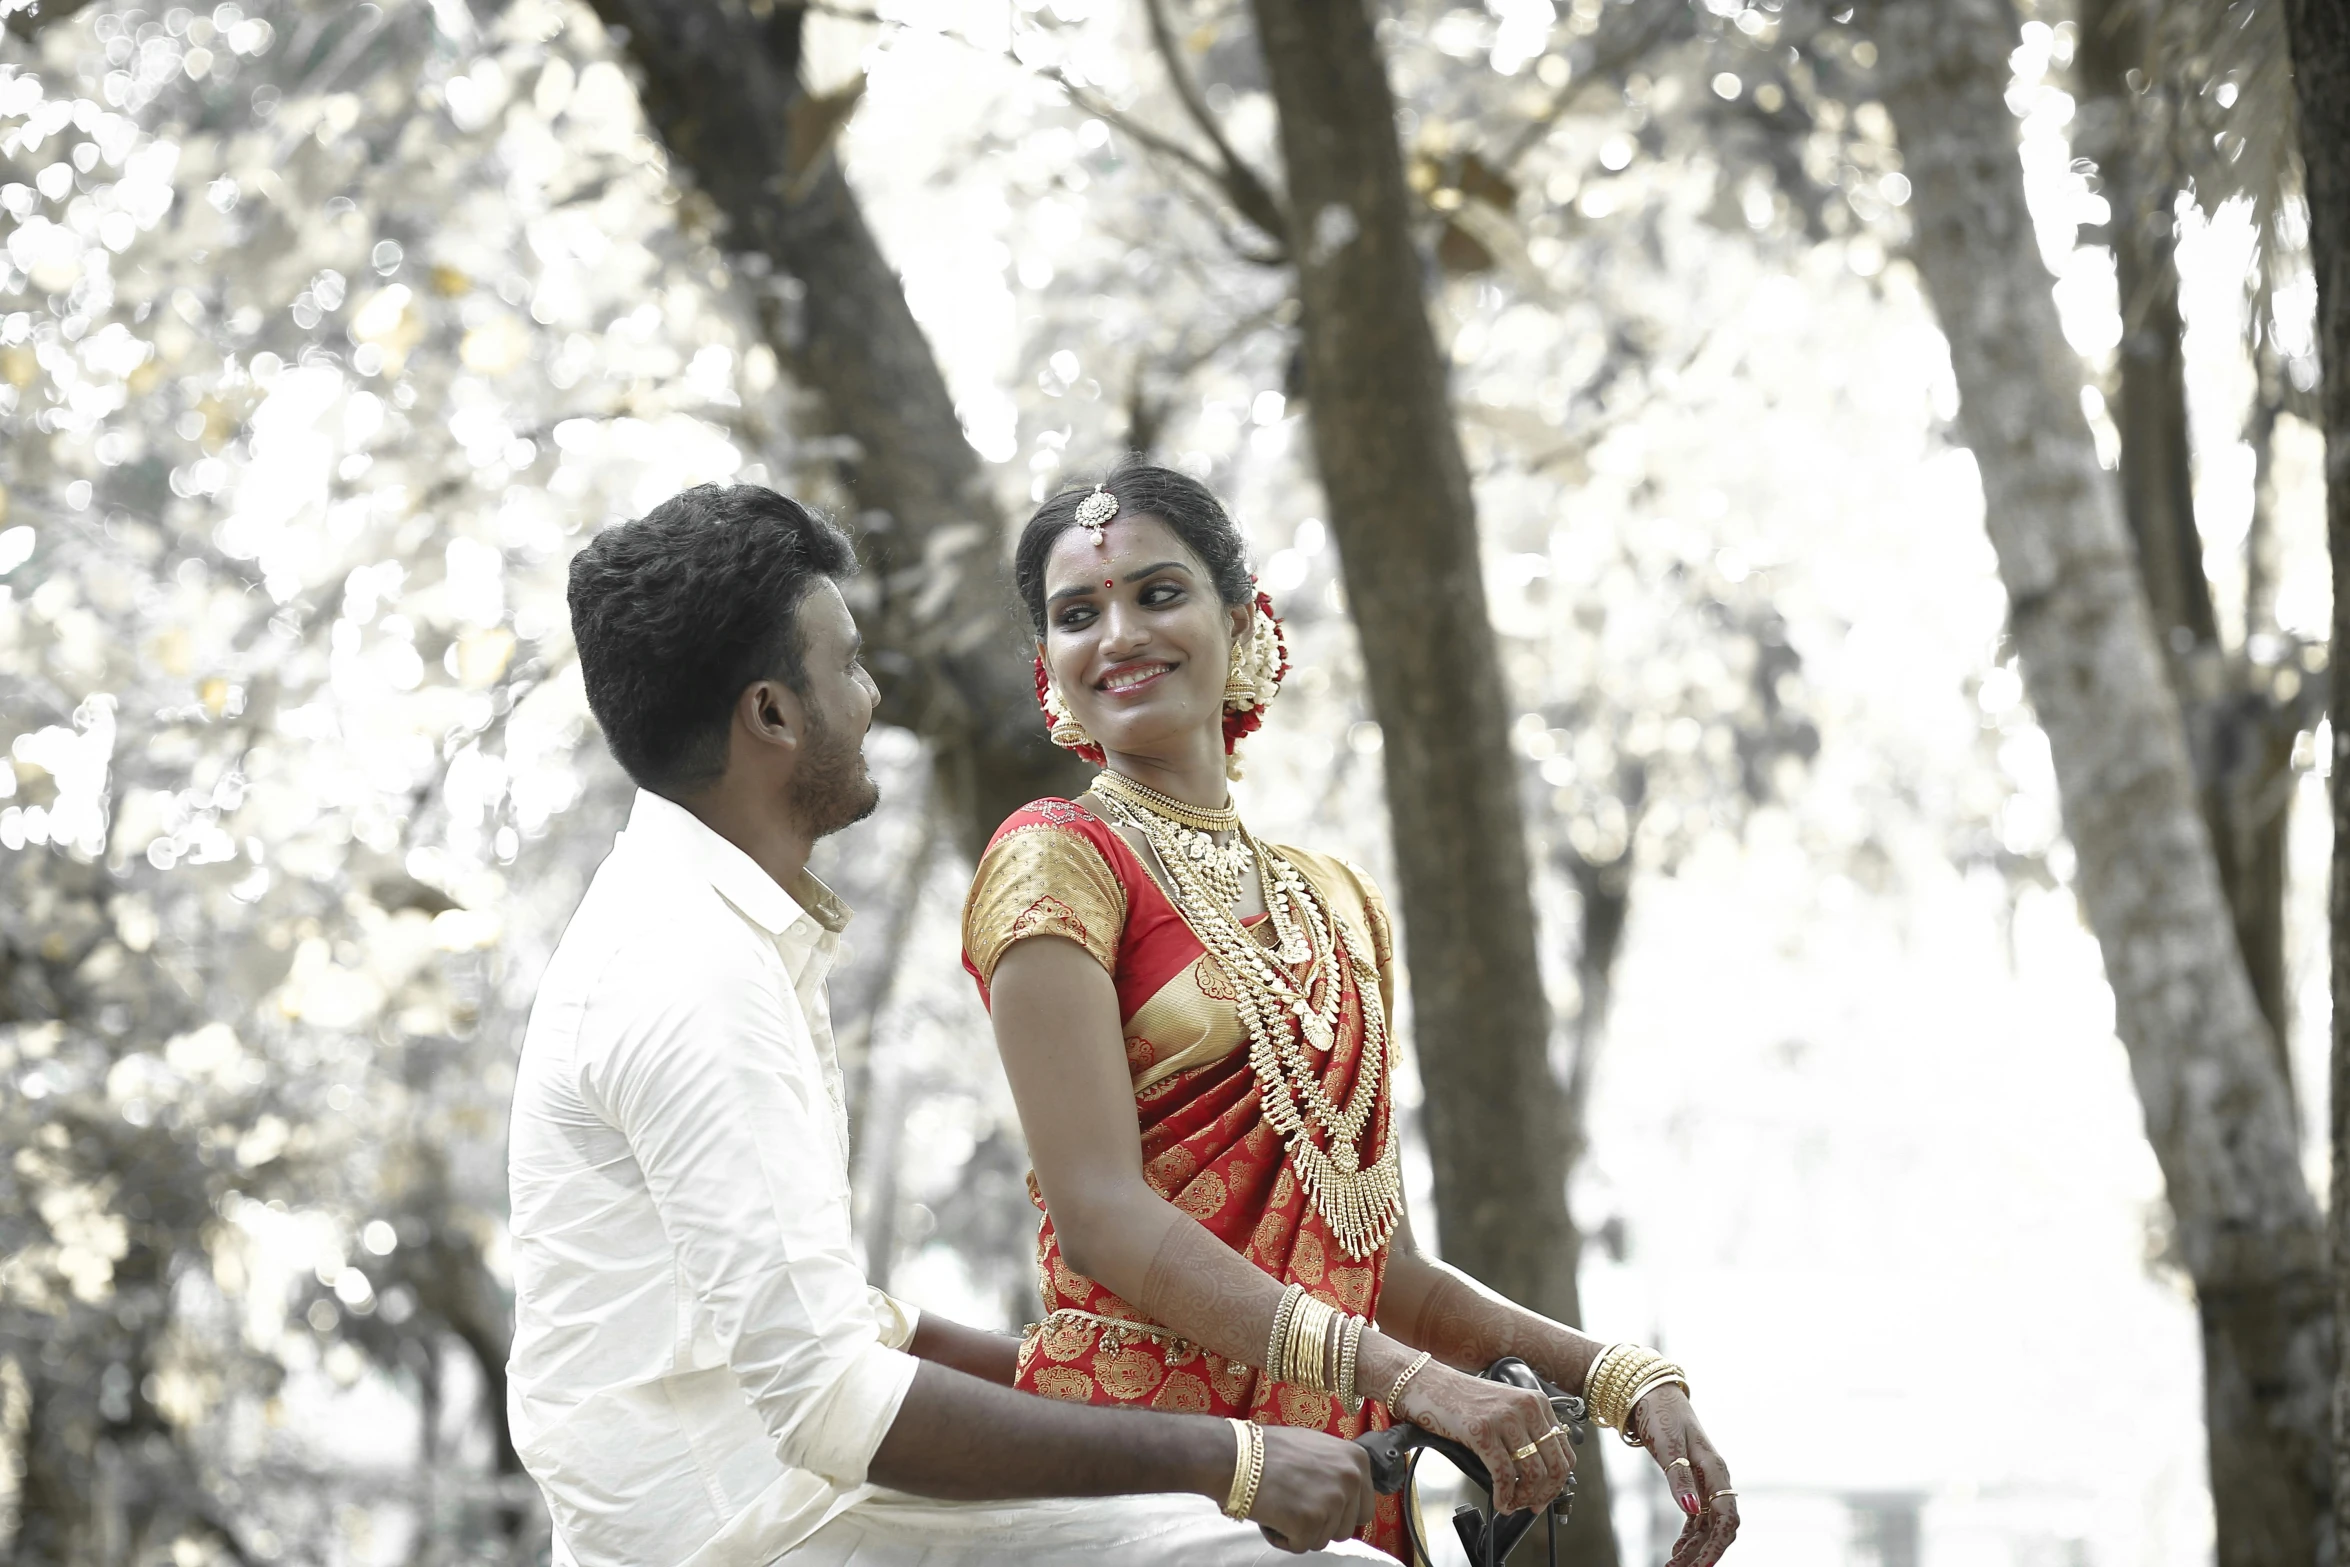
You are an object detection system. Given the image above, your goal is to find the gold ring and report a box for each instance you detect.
[1667,1457,1693,1470]
[1537,1424,1570,1447]
[1710,1489,1737,1501]
[1511,1439,1543,1461]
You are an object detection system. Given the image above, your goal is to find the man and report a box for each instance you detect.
[508,485,1382,1566]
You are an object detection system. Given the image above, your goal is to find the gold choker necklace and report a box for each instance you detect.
[1093,770,1239,832]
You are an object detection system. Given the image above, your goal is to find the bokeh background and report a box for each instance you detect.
[0,0,2332,1563]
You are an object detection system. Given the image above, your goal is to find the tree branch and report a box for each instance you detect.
[1493,0,1688,175]
[1044,67,1287,264]
[1138,0,1290,247]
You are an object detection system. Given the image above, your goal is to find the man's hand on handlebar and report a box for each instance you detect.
[1392,1362,1573,1516]
[1246,1426,1381,1554]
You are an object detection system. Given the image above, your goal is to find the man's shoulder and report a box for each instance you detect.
[544,847,778,1006]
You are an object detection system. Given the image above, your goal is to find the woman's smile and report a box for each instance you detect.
[1097,660,1176,697]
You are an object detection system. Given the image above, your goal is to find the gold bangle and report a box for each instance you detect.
[1291,1296,1336,1393]
[1620,1366,1689,1447]
[1587,1343,1666,1431]
[1281,1293,1308,1385]
[1337,1315,1364,1408]
[1299,1295,1325,1387]
[1384,1350,1433,1418]
[1222,1417,1264,1521]
[1582,1344,1626,1426]
[1265,1284,1304,1383]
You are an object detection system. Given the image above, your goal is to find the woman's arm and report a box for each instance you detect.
[987,935,1571,1516]
[1376,1214,1604,1395]
[1380,1213,1739,1564]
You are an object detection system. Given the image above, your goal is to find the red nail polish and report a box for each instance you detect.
[1680,1494,1700,1517]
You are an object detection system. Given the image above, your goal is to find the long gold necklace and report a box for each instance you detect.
[1091,773,1403,1259]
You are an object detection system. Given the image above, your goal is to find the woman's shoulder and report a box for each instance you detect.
[971,796,1139,900]
[964,797,1131,983]
[986,795,1116,847]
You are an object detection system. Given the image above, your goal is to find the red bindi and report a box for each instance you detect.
[1105,579,1114,588]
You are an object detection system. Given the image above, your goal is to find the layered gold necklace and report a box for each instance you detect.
[1092,770,1403,1259]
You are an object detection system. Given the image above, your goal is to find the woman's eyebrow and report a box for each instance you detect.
[1046,561,1192,604]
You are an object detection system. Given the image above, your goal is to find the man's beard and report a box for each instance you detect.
[788,709,880,839]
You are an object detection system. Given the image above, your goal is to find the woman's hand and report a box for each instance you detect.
[1632,1385,1739,1566]
[1393,1361,1572,1516]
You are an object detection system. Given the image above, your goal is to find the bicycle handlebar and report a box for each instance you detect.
[1349,1357,1589,1566]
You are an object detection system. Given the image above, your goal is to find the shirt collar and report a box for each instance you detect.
[621,789,852,939]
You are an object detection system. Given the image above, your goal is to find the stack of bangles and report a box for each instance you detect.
[1583,1342,1690,1446]
[1264,1282,1374,1409]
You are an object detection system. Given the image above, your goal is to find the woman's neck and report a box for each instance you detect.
[1098,728,1230,812]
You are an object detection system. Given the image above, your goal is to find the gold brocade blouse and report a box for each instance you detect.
[962,803,1398,1099]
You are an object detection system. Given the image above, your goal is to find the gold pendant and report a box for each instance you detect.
[1300,1011,1334,1053]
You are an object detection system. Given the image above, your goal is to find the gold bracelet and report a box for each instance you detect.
[1384,1350,1433,1418]
[1581,1344,1627,1426]
[1265,1284,1304,1384]
[1586,1343,1665,1430]
[1222,1417,1265,1521]
[1337,1315,1364,1409]
[1289,1295,1336,1392]
[1620,1365,1690,1447]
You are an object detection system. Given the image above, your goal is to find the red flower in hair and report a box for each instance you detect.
[1220,590,1290,757]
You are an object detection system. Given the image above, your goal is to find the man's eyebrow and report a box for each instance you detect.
[1045,561,1193,604]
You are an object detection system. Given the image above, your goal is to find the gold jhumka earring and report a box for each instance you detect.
[1039,673,1096,754]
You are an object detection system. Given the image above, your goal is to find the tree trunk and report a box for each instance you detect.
[1865,4,2331,1562]
[587,0,1087,857]
[2076,0,2299,1063]
[2280,0,2350,1553]
[1244,5,1614,1560]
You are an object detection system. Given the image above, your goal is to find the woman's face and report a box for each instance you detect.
[1039,512,1247,761]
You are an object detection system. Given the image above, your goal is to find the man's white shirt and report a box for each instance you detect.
[507,789,920,1567]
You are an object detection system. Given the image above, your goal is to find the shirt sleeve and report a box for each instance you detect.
[961,822,1128,985]
[579,955,918,1489]
[869,1288,922,1352]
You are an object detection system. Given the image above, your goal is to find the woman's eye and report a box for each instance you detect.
[1056,605,1096,629]
[1141,582,1183,606]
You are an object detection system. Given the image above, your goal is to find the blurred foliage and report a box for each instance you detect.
[0,0,2322,1560]
[0,0,798,1555]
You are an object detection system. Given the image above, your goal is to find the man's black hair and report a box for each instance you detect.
[568,484,857,798]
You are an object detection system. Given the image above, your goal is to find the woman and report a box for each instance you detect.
[961,463,1739,1564]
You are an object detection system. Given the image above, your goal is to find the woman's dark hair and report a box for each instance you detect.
[1014,459,1254,635]
[568,483,857,798]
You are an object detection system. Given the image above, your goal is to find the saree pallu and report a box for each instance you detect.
[962,797,1408,1557]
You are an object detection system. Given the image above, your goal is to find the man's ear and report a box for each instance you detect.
[737,678,806,758]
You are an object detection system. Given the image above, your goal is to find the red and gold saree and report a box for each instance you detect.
[961,795,1409,1556]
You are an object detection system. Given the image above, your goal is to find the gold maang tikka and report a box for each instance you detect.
[1074,485,1118,544]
